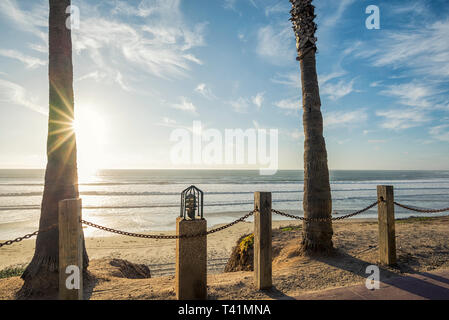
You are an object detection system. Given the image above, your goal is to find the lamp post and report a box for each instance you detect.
[180,185,203,220]
[176,185,207,300]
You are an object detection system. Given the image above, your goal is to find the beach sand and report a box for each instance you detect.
[1,216,449,300]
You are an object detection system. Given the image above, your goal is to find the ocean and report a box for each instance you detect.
[1,169,449,239]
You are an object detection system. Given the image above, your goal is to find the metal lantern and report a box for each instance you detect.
[180,185,203,220]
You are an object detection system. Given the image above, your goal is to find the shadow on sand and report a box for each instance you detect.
[311,249,449,300]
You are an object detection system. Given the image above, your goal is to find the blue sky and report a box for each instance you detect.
[0,0,448,171]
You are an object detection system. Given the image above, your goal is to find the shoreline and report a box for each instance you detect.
[0,208,377,239]
[0,218,382,272]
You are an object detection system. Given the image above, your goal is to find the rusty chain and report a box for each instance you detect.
[81,209,256,239]
[0,223,57,248]
[202,210,255,235]
[4,199,447,247]
[271,200,380,222]
[393,201,449,213]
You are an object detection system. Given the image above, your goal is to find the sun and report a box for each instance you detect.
[72,105,107,182]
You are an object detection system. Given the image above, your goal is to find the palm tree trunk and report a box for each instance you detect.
[290,0,333,254]
[20,0,88,297]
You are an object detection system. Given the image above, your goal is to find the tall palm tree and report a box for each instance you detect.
[290,0,333,254]
[21,0,88,296]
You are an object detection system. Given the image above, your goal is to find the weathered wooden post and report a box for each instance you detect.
[175,186,207,300]
[58,198,83,300]
[254,192,272,290]
[377,185,397,266]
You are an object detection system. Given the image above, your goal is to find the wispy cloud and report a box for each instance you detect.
[230,97,250,113]
[358,19,449,78]
[237,32,247,42]
[429,124,449,142]
[223,0,257,12]
[0,49,46,69]
[75,71,106,83]
[114,71,135,93]
[248,0,258,8]
[324,109,367,128]
[155,116,193,131]
[321,79,356,101]
[319,0,356,28]
[0,78,47,115]
[271,72,300,88]
[171,97,197,113]
[319,71,346,85]
[376,109,430,130]
[274,97,300,113]
[111,0,169,17]
[289,128,304,140]
[11,0,207,92]
[256,22,295,65]
[195,83,216,100]
[380,82,445,110]
[272,71,355,101]
[370,81,382,88]
[230,93,265,113]
[353,14,449,135]
[162,117,177,125]
[223,0,238,10]
[251,92,264,109]
[0,0,47,42]
[389,1,428,15]
[376,81,448,131]
[73,15,205,79]
[265,2,289,17]
[29,43,47,54]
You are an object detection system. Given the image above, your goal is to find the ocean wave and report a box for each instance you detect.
[0,198,302,211]
[2,187,449,197]
[2,179,449,187]
[6,195,435,211]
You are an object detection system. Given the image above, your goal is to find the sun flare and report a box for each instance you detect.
[72,105,107,182]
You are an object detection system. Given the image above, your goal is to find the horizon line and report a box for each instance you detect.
[1,168,449,171]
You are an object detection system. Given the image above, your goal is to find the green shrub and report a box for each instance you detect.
[239,234,254,254]
[397,216,433,224]
[0,267,25,279]
[280,225,301,232]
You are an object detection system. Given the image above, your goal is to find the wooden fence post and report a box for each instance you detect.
[254,192,272,290]
[377,186,397,266]
[58,198,83,300]
[175,218,207,300]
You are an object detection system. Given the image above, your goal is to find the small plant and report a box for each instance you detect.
[280,226,301,232]
[397,216,433,224]
[0,267,25,279]
[239,234,254,254]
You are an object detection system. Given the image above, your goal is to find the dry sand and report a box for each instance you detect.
[1,216,449,300]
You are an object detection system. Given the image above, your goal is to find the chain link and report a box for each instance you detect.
[81,209,256,239]
[272,200,379,222]
[201,210,255,235]
[0,224,57,248]
[393,201,449,213]
[5,199,446,247]
[331,201,379,220]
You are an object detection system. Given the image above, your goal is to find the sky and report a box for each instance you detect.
[0,0,448,171]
